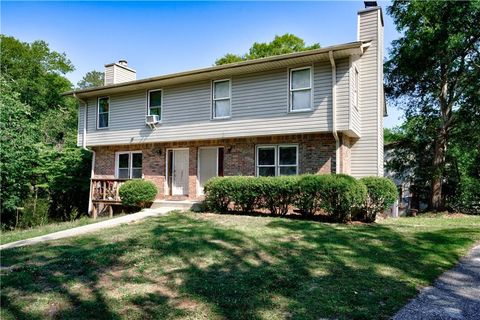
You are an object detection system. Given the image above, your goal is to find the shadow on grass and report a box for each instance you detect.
[1,213,478,320]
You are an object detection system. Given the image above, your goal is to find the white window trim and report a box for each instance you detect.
[277,144,299,175]
[289,66,313,113]
[256,144,299,176]
[212,79,232,120]
[256,145,277,177]
[97,96,110,130]
[115,151,143,179]
[147,89,163,122]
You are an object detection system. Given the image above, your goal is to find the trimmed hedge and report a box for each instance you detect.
[204,174,378,222]
[261,176,300,215]
[316,174,368,222]
[119,179,158,208]
[359,177,398,222]
[296,175,326,216]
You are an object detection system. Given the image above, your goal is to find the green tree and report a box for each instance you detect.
[215,33,320,65]
[0,76,40,226]
[0,35,74,114]
[0,35,91,228]
[385,1,480,210]
[77,70,104,89]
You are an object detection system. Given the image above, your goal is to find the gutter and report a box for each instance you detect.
[329,51,340,174]
[73,93,95,214]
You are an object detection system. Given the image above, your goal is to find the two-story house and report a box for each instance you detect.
[66,2,385,215]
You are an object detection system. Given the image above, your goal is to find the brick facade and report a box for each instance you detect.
[339,134,352,175]
[92,133,341,200]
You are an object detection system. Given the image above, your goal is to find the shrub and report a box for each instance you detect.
[295,175,327,216]
[448,177,480,215]
[260,176,300,215]
[317,174,367,222]
[204,176,262,213]
[203,174,370,222]
[359,177,398,222]
[228,176,263,212]
[204,177,231,212]
[119,180,158,208]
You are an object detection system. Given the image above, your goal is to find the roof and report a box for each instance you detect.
[65,41,370,98]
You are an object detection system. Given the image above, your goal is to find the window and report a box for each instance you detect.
[289,67,312,111]
[97,97,110,129]
[212,80,231,118]
[116,152,142,179]
[148,90,162,119]
[256,145,298,176]
[353,67,359,109]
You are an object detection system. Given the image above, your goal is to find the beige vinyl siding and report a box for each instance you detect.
[378,17,384,176]
[232,69,287,119]
[114,66,136,84]
[335,58,350,131]
[351,106,361,136]
[350,58,361,136]
[313,61,333,129]
[79,60,357,146]
[104,67,114,86]
[77,104,86,147]
[163,81,211,124]
[350,8,383,177]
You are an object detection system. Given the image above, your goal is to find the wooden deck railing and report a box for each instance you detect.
[90,178,129,219]
[91,178,128,203]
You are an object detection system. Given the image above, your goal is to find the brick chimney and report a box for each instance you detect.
[104,60,136,85]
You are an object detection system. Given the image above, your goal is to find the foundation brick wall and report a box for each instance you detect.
[339,134,352,175]
[92,133,337,200]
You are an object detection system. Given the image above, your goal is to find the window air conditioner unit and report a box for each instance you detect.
[145,115,159,129]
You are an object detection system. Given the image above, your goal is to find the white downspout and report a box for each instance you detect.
[329,51,341,174]
[73,93,95,214]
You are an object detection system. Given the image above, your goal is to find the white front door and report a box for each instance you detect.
[172,149,189,195]
[198,147,219,195]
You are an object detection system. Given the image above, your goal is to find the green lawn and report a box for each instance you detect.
[1,216,115,245]
[1,212,479,320]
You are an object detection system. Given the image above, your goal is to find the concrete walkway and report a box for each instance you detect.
[0,207,174,251]
[394,244,480,320]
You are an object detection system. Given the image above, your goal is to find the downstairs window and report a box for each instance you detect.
[116,151,142,179]
[256,145,298,176]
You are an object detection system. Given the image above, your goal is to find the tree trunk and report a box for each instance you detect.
[430,69,451,211]
[430,128,446,210]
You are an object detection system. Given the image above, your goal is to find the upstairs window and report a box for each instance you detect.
[148,90,162,119]
[212,79,231,119]
[289,67,312,111]
[117,151,142,179]
[256,145,298,176]
[97,97,110,129]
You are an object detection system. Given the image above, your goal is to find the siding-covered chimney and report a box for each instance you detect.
[350,3,385,177]
[104,60,136,85]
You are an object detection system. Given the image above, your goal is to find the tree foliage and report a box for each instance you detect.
[385,0,480,210]
[0,77,39,222]
[215,33,320,65]
[0,35,74,114]
[0,35,91,229]
[77,70,104,89]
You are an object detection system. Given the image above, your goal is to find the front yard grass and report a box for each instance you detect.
[1,212,479,319]
[1,216,116,245]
